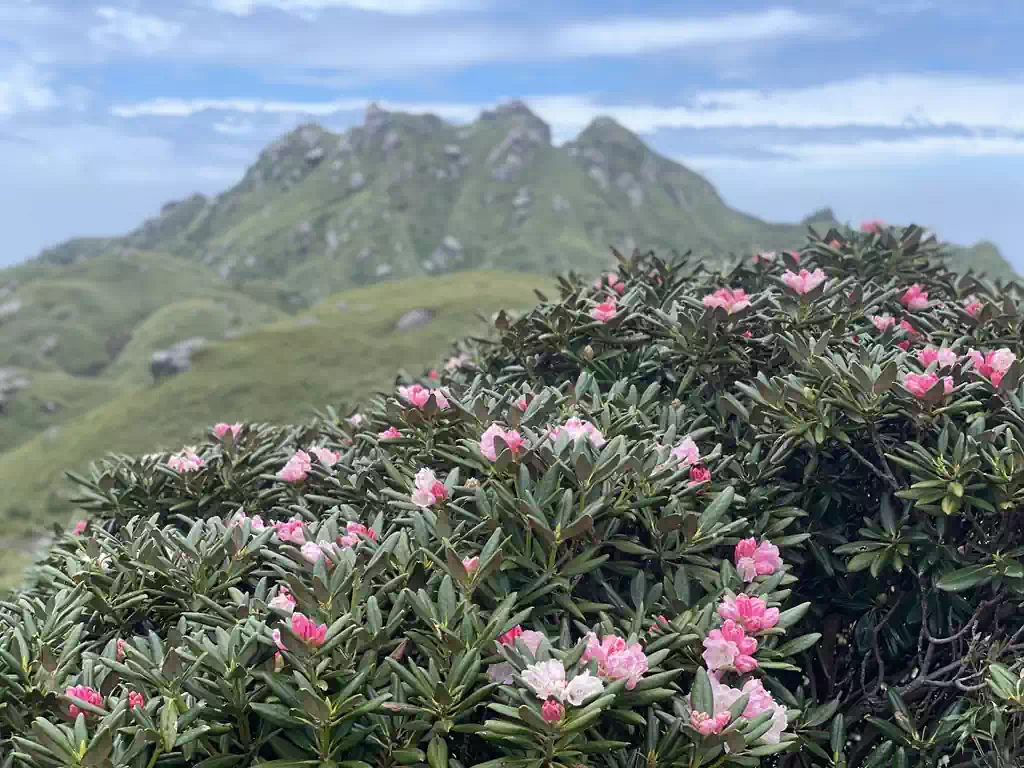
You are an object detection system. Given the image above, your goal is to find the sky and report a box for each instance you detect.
[1,0,1022,269]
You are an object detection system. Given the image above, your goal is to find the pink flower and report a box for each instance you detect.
[649,615,669,634]
[860,219,886,233]
[702,287,751,314]
[428,369,439,380]
[274,519,306,545]
[582,632,649,689]
[781,268,826,295]
[688,465,711,486]
[967,348,1016,386]
[273,628,285,651]
[269,587,296,614]
[541,698,564,722]
[65,685,103,717]
[214,422,243,439]
[411,468,447,507]
[828,238,842,248]
[116,639,127,660]
[499,625,524,646]
[490,626,548,683]
[594,273,626,295]
[734,538,782,583]
[168,447,205,473]
[347,414,364,427]
[398,383,450,410]
[901,284,929,311]
[591,297,618,323]
[743,330,753,339]
[902,373,952,399]
[462,556,480,572]
[917,346,958,368]
[787,250,801,263]
[345,521,377,542]
[310,446,341,467]
[73,520,88,536]
[521,661,605,706]
[127,690,145,709]
[549,418,606,448]
[278,450,312,483]
[691,710,731,736]
[301,541,331,564]
[899,319,920,341]
[871,314,896,332]
[964,296,983,317]
[480,423,526,461]
[378,426,402,439]
[752,251,776,264]
[702,620,758,672]
[290,613,327,647]
[717,594,780,633]
[740,679,789,744]
[515,395,529,411]
[337,533,359,548]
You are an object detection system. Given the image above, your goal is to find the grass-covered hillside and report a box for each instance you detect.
[0,270,547,585]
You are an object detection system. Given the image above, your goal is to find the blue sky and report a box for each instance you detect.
[1,0,1022,269]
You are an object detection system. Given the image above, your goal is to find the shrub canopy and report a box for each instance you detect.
[3,225,1024,768]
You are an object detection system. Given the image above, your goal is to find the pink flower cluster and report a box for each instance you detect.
[963,296,983,317]
[870,314,896,332]
[269,587,296,614]
[717,593,780,632]
[310,446,341,467]
[462,555,479,572]
[781,268,826,295]
[480,423,526,461]
[489,625,546,684]
[591,296,618,323]
[515,395,530,412]
[278,450,312,483]
[411,468,448,507]
[702,619,759,673]
[549,418,606,447]
[399,384,450,410]
[860,219,886,233]
[127,690,145,710]
[168,447,205,473]
[73,520,88,536]
[706,676,788,744]
[917,346,957,368]
[300,540,334,565]
[967,348,1016,387]
[594,273,625,295]
[901,284,929,311]
[903,373,953,399]
[734,538,782,583]
[672,436,700,466]
[378,426,402,439]
[214,422,243,439]
[690,709,731,736]
[290,612,327,647]
[521,660,605,706]
[688,465,711,486]
[752,251,776,264]
[582,632,649,690]
[275,519,306,545]
[702,287,751,314]
[229,511,266,531]
[65,685,103,717]
[338,520,377,548]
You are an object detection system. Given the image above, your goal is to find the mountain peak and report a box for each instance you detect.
[479,100,551,143]
[576,116,645,148]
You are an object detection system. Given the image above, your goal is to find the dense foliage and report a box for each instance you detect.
[3,225,1024,768]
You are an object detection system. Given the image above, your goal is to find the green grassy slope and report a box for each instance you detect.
[0,270,548,582]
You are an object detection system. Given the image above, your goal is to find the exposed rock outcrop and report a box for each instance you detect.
[150,338,207,381]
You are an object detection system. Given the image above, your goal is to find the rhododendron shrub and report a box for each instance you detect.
[3,224,1024,768]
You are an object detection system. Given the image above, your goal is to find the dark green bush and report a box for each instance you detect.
[3,226,1024,768]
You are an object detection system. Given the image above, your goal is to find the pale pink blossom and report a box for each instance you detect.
[127,691,145,710]
[116,639,127,660]
[229,511,266,531]
[490,627,546,684]
[549,418,606,447]
[701,620,759,672]
[462,556,480,572]
[273,628,285,651]
[787,250,801,263]
[967,348,1016,386]
[398,384,450,410]
[65,685,103,717]
[411,468,448,507]
[269,588,296,614]
[310,446,341,467]
[515,395,529,411]
[734,538,782,582]
[860,219,886,233]
[337,533,359,548]
[345,521,377,542]
[691,710,731,736]
[964,296,983,317]
[274,519,306,545]
[591,297,618,323]
[901,284,929,311]
[828,238,842,248]
[562,671,605,705]
[301,540,332,564]
[290,613,327,647]
[717,593,780,633]
[902,373,953,399]
[521,660,567,700]
[702,287,751,314]
[346,414,364,427]
[871,314,896,332]
[740,678,789,744]
[917,346,958,368]
[542,698,564,722]
[168,448,205,473]
[378,426,402,439]
[480,423,526,461]
[688,465,711,486]
[278,450,312,483]
[72,520,88,536]
[671,437,701,466]
[752,251,776,264]
[214,422,243,439]
[781,268,826,295]
[594,273,626,295]
[582,632,649,689]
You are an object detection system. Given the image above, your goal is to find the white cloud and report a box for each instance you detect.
[555,8,831,57]
[0,62,58,117]
[209,0,476,16]
[212,117,255,135]
[88,7,183,52]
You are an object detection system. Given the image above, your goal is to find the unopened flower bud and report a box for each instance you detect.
[671,399,681,408]
[583,345,595,361]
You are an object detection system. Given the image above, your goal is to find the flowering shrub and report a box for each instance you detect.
[3,223,1024,767]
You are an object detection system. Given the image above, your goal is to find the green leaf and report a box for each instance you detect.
[691,667,713,715]
[936,564,995,592]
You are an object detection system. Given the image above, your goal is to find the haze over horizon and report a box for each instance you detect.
[2,0,1022,269]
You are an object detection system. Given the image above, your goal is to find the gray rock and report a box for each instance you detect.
[552,193,571,213]
[375,263,393,277]
[444,144,462,159]
[39,335,58,355]
[381,130,401,152]
[331,158,344,171]
[244,255,256,267]
[41,400,59,414]
[305,146,325,164]
[365,103,390,137]
[513,187,532,209]
[349,171,366,191]
[430,235,464,269]
[0,298,23,321]
[627,186,644,208]
[150,338,207,381]
[326,229,339,251]
[395,308,435,331]
[588,166,609,191]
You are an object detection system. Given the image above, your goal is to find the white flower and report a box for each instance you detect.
[521,660,566,700]
[563,670,605,705]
